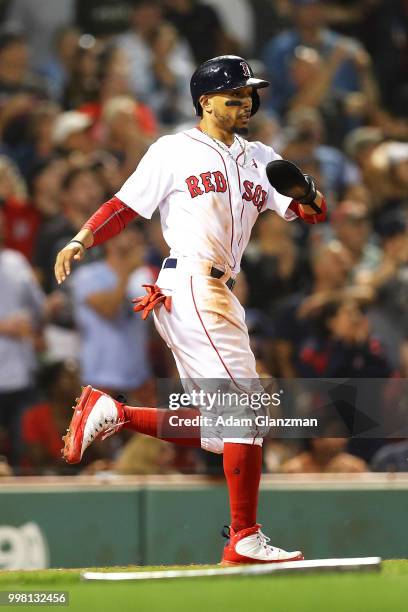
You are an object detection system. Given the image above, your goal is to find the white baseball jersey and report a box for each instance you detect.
[116,127,295,276]
[116,127,296,451]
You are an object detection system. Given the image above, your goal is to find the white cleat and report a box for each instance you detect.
[62,386,126,464]
[221,524,304,565]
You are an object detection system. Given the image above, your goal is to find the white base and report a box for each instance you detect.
[81,557,382,581]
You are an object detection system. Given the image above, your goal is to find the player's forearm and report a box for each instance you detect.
[55,198,139,286]
[298,191,324,216]
[82,196,138,247]
[291,191,327,224]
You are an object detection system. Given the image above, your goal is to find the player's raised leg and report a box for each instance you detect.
[62,385,202,464]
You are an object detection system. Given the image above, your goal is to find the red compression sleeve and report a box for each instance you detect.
[223,443,262,532]
[123,405,201,447]
[83,196,138,246]
[289,197,327,224]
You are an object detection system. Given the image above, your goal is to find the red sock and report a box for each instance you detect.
[223,442,262,532]
[123,405,201,447]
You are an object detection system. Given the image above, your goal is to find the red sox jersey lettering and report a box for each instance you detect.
[242,180,267,212]
[186,171,227,197]
[115,128,296,275]
[186,173,266,214]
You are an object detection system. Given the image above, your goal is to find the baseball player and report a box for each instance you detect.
[55,56,326,565]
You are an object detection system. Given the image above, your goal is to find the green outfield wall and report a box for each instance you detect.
[0,475,406,569]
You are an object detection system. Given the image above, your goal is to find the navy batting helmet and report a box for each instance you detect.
[190,55,269,117]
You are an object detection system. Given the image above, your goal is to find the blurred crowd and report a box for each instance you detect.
[0,0,407,477]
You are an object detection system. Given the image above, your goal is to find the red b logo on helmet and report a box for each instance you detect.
[240,62,251,77]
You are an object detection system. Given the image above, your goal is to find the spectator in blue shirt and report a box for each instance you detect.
[0,208,44,467]
[262,0,369,118]
[71,222,155,404]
